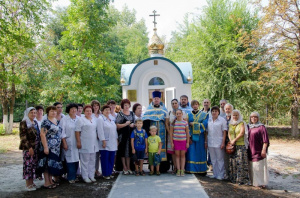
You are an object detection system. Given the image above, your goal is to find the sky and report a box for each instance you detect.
[52,0,207,41]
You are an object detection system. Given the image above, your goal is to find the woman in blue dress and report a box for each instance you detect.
[185,100,208,175]
[38,106,63,189]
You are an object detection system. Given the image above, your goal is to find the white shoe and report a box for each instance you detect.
[25,185,36,191]
[69,180,76,184]
[103,176,110,180]
[110,175,114,179]
[90,177,96,182]
[207,175,215,179]
[83,178,92,183]
[128,170,133,175]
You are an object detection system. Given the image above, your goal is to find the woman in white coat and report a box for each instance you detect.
[75,105,99,183]
[61,103,79,184]
[207,106,227,180]
[97,105,118,179]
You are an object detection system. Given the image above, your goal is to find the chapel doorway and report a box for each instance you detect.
[165,87,176,112]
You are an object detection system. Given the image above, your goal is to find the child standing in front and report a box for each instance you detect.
[148,126,162,176]
[170,109,189,176]
[131,118,148,176]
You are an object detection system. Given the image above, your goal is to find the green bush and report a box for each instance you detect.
[0,124,5,135]
[0,124,19,135]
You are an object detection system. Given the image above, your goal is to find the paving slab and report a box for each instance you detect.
[108,173,209,198]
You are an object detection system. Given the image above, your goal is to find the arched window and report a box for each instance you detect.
[149,77,165,85]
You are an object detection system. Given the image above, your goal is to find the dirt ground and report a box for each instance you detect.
[0,136,299,198]
[196,138,300,198]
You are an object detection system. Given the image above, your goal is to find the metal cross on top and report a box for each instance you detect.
[149,10,160,28]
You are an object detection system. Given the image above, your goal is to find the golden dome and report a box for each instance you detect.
[148,28,164,55]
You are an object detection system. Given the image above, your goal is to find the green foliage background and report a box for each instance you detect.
[0,0,298,128]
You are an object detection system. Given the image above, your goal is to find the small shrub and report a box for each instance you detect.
[12,128,19,135]
[0,124,5,135]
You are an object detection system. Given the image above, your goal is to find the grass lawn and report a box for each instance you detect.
[0,123,20,153]
[0,134,20,153]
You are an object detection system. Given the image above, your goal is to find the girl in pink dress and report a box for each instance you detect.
[170,109,189,176]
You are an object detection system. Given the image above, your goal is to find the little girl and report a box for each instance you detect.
[170,109,189,176]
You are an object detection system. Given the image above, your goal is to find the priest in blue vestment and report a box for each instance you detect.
[143,91,170,172]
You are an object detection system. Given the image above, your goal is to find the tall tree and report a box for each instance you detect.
[0,0,49,134]
[35,3,149,104]
[34,0,121,104]
[108,5,149,64]
[166,0,262,113]
[250,0,300,136]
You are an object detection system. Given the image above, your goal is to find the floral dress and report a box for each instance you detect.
[37,119,63,176]
[19,120,40,180]
[228,122,250,184]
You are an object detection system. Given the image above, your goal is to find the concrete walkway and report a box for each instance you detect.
[108,172,209,198]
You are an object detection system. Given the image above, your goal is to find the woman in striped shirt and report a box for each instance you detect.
[170,109,189,176]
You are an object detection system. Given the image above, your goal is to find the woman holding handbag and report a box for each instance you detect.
[228,110,250,185]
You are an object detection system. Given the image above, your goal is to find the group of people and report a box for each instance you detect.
[19,91,270,191]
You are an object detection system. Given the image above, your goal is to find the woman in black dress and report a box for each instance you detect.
[115,99,135,174]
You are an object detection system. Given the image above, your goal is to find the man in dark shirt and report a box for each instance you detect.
[224,103,233,179]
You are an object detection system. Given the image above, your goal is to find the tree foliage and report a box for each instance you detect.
[0,0,49,133]
[166,0,262,113]
[12,2,149,108]
[247,0,300,136]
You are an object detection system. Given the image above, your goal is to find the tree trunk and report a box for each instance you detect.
[8,80,16,134]
[291,100,299,137]
[2,101,9,134]
[291,44,300,136]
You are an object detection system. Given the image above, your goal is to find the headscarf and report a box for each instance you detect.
[230,109,249,148]
[248,112,264,128]
[22,107,36,128]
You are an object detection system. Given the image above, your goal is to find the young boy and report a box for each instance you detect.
[148,126,162,176]
[131,118,148,176]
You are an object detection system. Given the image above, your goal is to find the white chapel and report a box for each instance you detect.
[120,16,193,112]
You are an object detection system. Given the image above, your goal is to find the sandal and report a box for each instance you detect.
[52,179,60,186]
[123,170,129,175]
[180,170,185,177]
[149,171,154,176]
[140,171,145,176]
[156,171,161,176]
[128,170,133,175]
[25,185,36,191]
[95,171,102,177]
[172,168,177,175]
[176,170,181,177]
[135,171,140,176]
[42,184,56,189]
